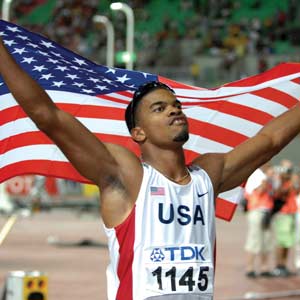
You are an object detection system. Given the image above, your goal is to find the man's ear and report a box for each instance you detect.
[131,126,146,143]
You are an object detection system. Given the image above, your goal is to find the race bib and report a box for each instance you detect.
[144,244,214,295]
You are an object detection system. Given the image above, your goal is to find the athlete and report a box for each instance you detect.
[1,37,300,300]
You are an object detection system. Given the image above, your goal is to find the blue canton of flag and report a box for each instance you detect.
[0,20,157,97]
[150,187,165,196]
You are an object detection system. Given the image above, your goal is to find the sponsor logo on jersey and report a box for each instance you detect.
[150,248,165,262]
[150,245,206,262]
[197,192,208,198]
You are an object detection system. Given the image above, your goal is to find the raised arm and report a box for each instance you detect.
[0,38,142,191]
[194,102,300,196]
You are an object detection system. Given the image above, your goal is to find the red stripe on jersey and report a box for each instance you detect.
[115,207,136,300]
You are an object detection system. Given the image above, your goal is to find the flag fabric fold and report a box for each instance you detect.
[0,20,300,221]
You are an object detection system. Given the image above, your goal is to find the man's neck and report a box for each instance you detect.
[142,146,188,180]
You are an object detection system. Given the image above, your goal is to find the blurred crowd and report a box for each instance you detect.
[13,0,46,17]
[8,0,300,77]
[243,159,300,278]
[11,0,99,59]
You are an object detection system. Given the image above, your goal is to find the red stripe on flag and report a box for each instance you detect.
[186,101,273,125]
[251,87,298,108]
[159,76,205,90]
[221,63,300,87]
[0,104,125,125]
[117,90,134,98]
[58,103,125,120]
[291,78,300,85]
[0,106,28,126]
[215,198,237,221]
[188,119,247,147]
[0,131,139,156]
[0,160,89,183]
[0,132,52,155]
[184,149,200,164]
[96,93,130,105]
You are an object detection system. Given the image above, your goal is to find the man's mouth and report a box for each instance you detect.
[170,117,187,125]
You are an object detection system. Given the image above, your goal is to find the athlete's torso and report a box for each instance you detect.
[104,163,216,300]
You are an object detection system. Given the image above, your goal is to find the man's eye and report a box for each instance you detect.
[153,106,164,112]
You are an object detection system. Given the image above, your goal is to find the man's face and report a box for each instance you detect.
[134,88,189,147]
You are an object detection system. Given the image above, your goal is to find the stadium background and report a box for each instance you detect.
[1,1,300,299]
[1,0,300,84]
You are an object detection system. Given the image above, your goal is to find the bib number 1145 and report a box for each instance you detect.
[152,266,209,292]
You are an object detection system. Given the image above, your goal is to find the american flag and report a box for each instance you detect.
[150,187,166,196]
[1,20,300,221]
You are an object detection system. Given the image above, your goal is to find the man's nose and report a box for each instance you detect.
[168,106,181,116]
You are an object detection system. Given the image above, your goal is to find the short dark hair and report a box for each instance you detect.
[125,81,175,132]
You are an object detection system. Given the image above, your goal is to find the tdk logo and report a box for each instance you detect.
[150,246,205,262]
[150,248,165,262]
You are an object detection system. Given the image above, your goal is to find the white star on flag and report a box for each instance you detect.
[12,47,27,55]
[40,73,54,80]
[33,65,48,72]
[117,74,131,84]
[52,81,66,87]
[73,57,87,66]
[22,57,37,64]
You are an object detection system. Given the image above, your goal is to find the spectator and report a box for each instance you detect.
[244,166,274,278]
[293,169,300,272]
[272,160,298,277]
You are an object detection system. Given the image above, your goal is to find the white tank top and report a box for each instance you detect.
[104,163,216,300]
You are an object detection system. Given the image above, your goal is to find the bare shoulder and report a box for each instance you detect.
[192,153,226,195]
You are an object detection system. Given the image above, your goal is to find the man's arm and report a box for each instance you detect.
[194,103,300,195]
[0,38,142,191]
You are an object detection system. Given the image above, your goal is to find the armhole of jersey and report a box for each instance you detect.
[103,165,148,233]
